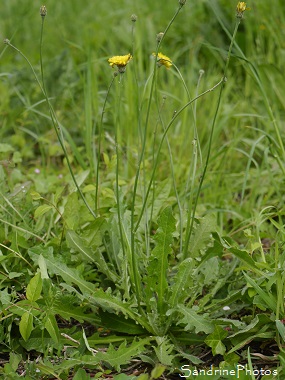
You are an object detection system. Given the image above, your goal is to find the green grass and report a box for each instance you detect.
[1,0,285,378]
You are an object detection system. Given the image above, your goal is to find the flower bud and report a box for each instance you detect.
[40,5,47,17]
[131,14,138,22]
[156,32,164,43]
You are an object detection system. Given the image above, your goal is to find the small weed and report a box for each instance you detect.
[0,1,284,378]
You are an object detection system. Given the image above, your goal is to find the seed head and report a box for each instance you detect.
[179,0,187,6]
[40,5,47,17]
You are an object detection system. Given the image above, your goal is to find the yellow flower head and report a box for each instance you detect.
[236,2,249,18]
[108,53,132,73]
[152,52,172,69]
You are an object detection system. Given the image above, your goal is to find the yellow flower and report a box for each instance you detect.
[108,53,132,73]
[236,2,249,18]
[152,52,172,69]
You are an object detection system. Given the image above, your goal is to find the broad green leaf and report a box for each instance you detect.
[177,305,214,334]
[145,207,176,314]
[204,325,228,355]
[137,375,149,380]
[0,143,13,153]
[9,353,22,372]
[151,364,166,378]
[114,375,137,380]
[73,368,90,380]
[0,288,10,306]
[19,312,33,341]
[34,204,53,218]
[29,190,42,200]
[45,314,60,343]
[26,273,42,302]
[38,254,49,279]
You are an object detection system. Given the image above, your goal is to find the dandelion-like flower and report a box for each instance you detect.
[152,52,172,69]
[108,53,132,73]
[236,2,249,18]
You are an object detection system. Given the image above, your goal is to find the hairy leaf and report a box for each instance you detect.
[153,337,175,366]
[188,214,216,257]
[95,338,151,371]
[66,229,119,283]
[145,207,176,314]
[169,258,195,307]
[177,305,214,334]
[45,314,60,343]
[99,310,146,334]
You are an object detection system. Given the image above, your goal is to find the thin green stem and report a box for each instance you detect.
[95,74,116,213]
[134,78,224,233]
[5,20,97,220]
[130,4,185,305]
[39,17,97,220]
[182,19,241,259]
[210,4,285,164]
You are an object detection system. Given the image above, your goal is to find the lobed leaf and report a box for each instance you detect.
[204,325,228,355]
[177,305,214,334]
[95,338,151,371]
[145,207,176,315]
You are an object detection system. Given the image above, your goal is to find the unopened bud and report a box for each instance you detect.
[131,14,138,22]
[40,5,47,17]
[156,32,164,43]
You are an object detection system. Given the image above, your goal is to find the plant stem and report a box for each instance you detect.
[183,19,241,259]
[134,78,224,233]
